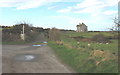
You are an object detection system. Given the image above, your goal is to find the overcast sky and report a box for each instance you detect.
[0,0,119,31]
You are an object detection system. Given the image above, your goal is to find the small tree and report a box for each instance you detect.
[49,28,61,41]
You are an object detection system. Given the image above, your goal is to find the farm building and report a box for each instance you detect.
[76,22,88,32]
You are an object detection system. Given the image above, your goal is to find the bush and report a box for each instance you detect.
[49,28,61,41]
[2,33,20,42]
[91,34,111,43]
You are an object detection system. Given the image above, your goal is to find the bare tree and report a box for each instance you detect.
[110,17,120,31]
[113,17,120,31]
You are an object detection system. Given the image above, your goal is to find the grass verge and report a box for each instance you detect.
[48,41,118,73]
[48,31,118,73]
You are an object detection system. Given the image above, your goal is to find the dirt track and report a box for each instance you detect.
[2,44,74,73]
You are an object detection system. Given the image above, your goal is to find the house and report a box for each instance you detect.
[76,22,88,32]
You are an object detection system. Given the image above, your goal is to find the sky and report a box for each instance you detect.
[0,0,119,31]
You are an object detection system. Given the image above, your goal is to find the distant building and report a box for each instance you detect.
[76,22,88,32]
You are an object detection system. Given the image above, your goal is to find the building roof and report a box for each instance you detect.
[76,22,87,27]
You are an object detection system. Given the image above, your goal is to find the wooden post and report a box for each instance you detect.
[22,25,25,40]
[20,25,25,40]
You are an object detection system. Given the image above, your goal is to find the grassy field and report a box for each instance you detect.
[48,31,118,73]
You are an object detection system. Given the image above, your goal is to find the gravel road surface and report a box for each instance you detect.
[2,45,74,73]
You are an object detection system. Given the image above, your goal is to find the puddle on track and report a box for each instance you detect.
[21,45,45,50]
[32,44,45,47]
[21,46,40,50]
[14,54,39,62]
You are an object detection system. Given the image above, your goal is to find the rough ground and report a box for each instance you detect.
[2,44,74,73]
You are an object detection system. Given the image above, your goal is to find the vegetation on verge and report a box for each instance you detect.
[2,22,50,44]
[48,31,118,73]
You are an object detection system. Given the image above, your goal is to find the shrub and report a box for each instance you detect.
[91,34,110,43]
[49,28,61,41]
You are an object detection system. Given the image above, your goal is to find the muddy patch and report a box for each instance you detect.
[13,54,39,62]
[21,46,40,50]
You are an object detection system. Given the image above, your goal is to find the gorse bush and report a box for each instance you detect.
[2,22,49,43]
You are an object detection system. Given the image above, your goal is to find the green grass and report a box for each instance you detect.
[48,41,118,73]
[48,31,118,73]
[61,32,118,53]
[63,31,113,38]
